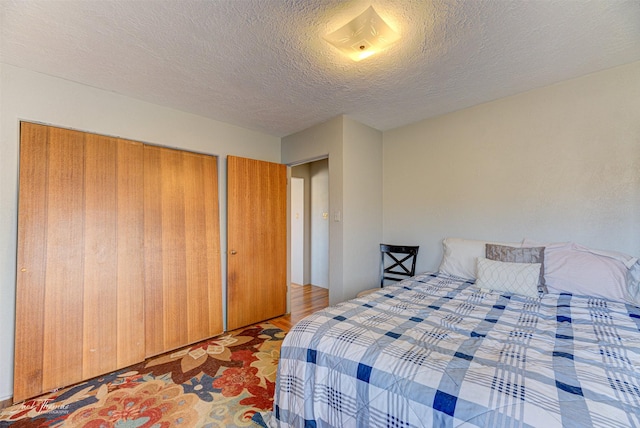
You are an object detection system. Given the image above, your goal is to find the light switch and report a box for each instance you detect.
[333,210,341,222]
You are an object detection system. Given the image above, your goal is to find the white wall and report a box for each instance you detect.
[0,64,281,401]
[383,61,640,273]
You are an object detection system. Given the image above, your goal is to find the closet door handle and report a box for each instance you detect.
[230,250,237,255]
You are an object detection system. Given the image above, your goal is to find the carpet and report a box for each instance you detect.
[0,323,284,427]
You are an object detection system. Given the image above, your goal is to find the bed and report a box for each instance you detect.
[272,238,640,427]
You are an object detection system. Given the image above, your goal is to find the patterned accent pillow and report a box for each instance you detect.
[438,238,522,280]
[485,244,547,293]
[475,257,542,298]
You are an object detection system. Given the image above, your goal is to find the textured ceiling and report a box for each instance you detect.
[1,0,640,137]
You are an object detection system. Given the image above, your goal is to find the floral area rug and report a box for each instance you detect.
[0,323,283,427]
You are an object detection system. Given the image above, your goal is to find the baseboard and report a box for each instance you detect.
[0,397,13,409]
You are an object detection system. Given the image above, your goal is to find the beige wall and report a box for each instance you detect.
[342,117,383,298]
[282,117,345,304]
[0,64,281,401]
[282,116,383,303]
[383,61,640,273]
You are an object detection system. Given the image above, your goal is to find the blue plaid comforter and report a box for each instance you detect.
[273,272,640,427]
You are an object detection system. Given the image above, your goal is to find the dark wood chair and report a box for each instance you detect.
[357,243,420,298]
[379,244,420,287]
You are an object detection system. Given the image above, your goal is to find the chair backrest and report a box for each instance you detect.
[380,244,419,287]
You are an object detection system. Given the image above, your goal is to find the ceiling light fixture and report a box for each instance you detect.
[324,6,400,61]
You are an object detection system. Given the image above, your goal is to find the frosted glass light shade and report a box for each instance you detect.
[324,6,400,61]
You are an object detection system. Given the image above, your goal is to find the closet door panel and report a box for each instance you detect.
[160,149,189,350]
[82,134,146,375]
[116,140,146,368]
[142,147,165,356]
[15,123,145,402]
[201,159,223,335]
[183,154,222,340]
[41,126,86,392]
[15,123,50,401]
[82,134,119,377]
[144,146,222,357]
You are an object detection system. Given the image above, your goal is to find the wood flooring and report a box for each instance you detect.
[269,283,329,332]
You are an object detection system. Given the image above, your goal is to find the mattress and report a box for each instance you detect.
[273,272,640,427]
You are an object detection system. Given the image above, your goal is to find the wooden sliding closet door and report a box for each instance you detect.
[227,156,287,330]
[144,146,223,357]
[14,123,145,403]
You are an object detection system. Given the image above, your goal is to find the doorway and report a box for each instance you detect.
[290,159,329,289]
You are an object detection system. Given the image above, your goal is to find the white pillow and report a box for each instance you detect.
[438,237,522,280]
[628,262,640,303]
[523,239,637,304]
[475,257,541,298]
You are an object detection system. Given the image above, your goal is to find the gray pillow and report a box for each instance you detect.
[485,244,547,293]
